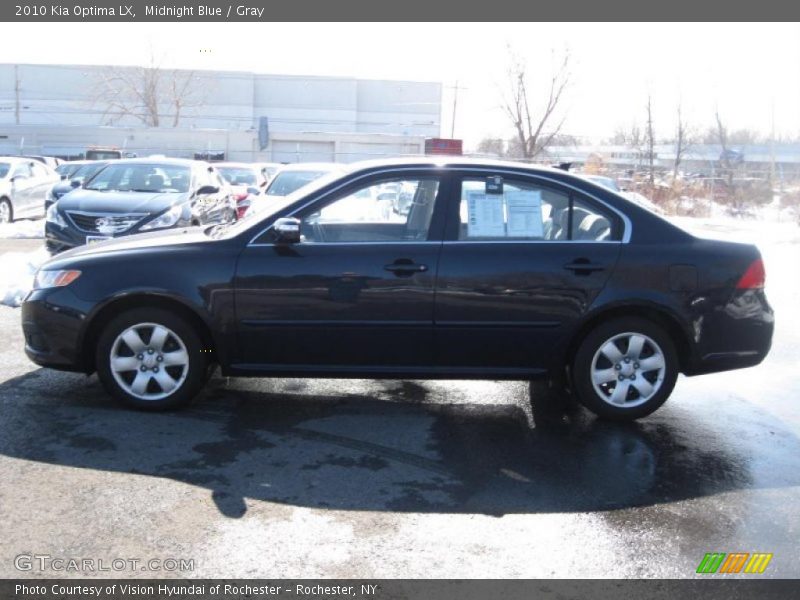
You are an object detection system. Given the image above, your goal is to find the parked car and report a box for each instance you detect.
[56,162,83,180]
[44,158,236,254]
[256,162,282,183]
[245,162,344,217]
[263,162,343,198]
[0,156,60,223]
[24,155,63,170]
[46,161,109,207]
[214,162,269,219]
[22,158,773,420]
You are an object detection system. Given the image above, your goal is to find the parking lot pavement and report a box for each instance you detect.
[1,223,799,578]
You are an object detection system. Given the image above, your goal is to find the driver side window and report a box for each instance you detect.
[300,177,440,243]
[12,163,32,179]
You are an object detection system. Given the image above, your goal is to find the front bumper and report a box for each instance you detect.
[21,287,90,372]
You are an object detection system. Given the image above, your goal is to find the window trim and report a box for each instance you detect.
[450,171,623,243]
[249,169,451,246]
[246,166,631,246]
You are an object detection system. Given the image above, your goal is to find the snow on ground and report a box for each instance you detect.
[0,247,49,308]
[0,218,44,239]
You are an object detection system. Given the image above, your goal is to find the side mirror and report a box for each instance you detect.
[273,217,301,244]
[70,179,81,188]
[196,185,219,196]
[246,186,259,196]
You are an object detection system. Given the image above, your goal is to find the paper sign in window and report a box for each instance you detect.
[505,190,543,238]
[466,191,505,237]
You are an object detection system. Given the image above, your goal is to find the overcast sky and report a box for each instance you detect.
[2,22,799,147]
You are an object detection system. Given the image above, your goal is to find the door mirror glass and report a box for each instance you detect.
[273,217,301,244]
[70,179,82,188]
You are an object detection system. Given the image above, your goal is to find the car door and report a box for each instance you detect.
[233,171,449,370]
[29,162,54,217]
[433,171,623,372]
[9,162,36,217]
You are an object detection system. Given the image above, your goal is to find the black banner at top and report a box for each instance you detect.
[2,0,800,21]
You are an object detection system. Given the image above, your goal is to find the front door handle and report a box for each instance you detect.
[384,259,428,276]
[563,259,605,274]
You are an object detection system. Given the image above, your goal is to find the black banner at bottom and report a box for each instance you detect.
[2,579,798,600]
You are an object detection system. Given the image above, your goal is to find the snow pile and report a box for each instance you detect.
[0,248,50,307]
[0,218,45,239]
[669,216,800,246]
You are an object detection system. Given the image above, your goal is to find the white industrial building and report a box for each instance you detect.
[0,63,442,162]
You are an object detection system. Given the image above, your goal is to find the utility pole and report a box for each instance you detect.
[769,100,777,191]
[14,65,21,125]
[448,81,466,139]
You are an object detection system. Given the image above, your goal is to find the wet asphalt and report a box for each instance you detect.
[0,226,798,578]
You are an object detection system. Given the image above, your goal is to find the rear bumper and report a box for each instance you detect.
[684,289,774,375]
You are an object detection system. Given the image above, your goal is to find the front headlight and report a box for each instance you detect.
[45,203,67,227]
[140,205,183,231]
[33,269,81,290]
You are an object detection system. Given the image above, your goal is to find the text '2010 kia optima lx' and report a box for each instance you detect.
[21,158,774,420]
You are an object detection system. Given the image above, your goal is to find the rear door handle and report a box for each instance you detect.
[384,260,428,275]
[563,259,605,274]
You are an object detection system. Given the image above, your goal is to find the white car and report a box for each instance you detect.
[0,156,60,223]
[246,162,345,217]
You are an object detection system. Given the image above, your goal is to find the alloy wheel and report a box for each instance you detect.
[590,332,666,408]
[109,322,190,401]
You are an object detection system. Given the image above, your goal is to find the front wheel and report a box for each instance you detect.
[572,317,678,421]
[96,308,209,410]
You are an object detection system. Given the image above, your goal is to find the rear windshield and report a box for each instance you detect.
[218,167,258,186]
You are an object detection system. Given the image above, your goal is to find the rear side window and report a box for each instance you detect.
[457,177,620,242]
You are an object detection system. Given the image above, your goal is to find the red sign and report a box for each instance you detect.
[425,138,463,156]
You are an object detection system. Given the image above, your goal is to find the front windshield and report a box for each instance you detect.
[84,163,191,193]
[265,170,328,196]
[71,162,105,181]
[0,163,10,179]
[56,163,77,177]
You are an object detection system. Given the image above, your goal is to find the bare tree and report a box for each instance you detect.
[672,101,693,179]
[645,94,655,184]
[91,50,204,128]
[476,137,506,157]
[500,47,571,161]
[715,108,733,185]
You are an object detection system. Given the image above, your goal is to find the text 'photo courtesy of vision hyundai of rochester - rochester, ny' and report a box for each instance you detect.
[21,158,773,421]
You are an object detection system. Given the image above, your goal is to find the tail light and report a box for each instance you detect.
[736,258,765,289]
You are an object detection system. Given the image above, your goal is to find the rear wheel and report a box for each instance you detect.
[0,198,12,224]
[572,317,678,420]
[96,308,209,410]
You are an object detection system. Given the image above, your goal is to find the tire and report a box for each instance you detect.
[572,317,678,421]
[0,198,12,224]
[96,308,209,411]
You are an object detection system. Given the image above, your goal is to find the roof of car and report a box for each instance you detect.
[214,162,259,169]
[106,157,205,167]
[276,162,345,172]
[340,156,566,176]
[0,156,37,164]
